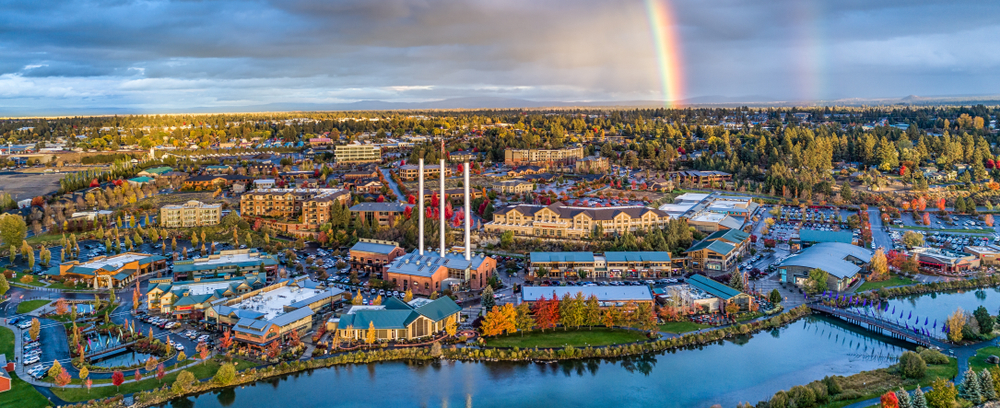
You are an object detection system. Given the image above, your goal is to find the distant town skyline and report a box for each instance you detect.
[2,0,1000,114]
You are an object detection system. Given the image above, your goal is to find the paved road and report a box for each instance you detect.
[867,208,893,251]
[378,167,407,203]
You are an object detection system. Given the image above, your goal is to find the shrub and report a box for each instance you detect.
[214,363,236,385]
[899,351,927,379]
[919,348,950,365]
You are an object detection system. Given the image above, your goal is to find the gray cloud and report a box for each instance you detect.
[0,0,999,113]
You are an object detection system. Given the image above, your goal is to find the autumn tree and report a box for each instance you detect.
[869,248,889,282]
[29,318,40,341]
[514,302,535,335]
[55,298,68,315]
[365,321,376,344]
[112,370,125,391]
[947,309,965,343]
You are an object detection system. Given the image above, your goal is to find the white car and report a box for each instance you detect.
[17,321,32,330]
[174,344,185,351]
[23,356,40,365]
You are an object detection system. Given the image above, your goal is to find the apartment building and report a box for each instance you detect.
[349,202,408,227]
[670,170,732,187]
[159,200,222,228]
[398,164,452,181]
[491,179,534,194]
[575,155,610,173]
[504,146,585,166]
[486,203,670,239]
[240,188,349,224]
[335,144,381,164]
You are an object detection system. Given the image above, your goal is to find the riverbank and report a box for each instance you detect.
[62,305,814,408]
[756,349,958,408]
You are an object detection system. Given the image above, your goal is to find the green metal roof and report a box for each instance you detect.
[340,309,418,330]
[143,166,173,174]
[685,239,736,255]
[604,251,671,263]
[415,297,461,322]
[687,274,744,300]
[706,228,750,244]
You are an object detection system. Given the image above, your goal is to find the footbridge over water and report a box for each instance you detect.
[809,304,951,350]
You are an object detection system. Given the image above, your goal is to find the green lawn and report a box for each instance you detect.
[0,327,50,408]
[891,226,990,235]
[52,357,259,402]
[857,275,917,292]
[12,271,46,287]
[16,299,51,314]
[658,321,712,334]
[485,327,649,348]
[25,233,65,246]
[969,346,1000,371]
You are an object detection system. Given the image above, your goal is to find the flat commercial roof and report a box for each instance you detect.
[687,274,744,300]
[521,286,653,302]
[228,285,329,320]
[79,253,150,271]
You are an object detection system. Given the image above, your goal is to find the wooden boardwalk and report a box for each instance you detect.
[809,304,951,349]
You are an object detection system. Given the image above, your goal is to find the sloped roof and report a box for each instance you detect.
[685,239,736,255]
[270,307,314,327]
[604,252,671,263]
[687,274,744,300]
[414,297,461,322]
[779,242,873,279]
[350,241,400,255]
[530,252,595,263]
[339,309,418,330]
[706,228,750,244]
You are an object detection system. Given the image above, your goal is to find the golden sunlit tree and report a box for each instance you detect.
[947,308,965,343]
[869,248,889,282]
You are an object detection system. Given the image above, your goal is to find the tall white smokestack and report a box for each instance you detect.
[464,162,471,261]
[418,158,425,256]
[439,159,446,257]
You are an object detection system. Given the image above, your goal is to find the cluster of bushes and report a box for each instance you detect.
[750,348,953,408]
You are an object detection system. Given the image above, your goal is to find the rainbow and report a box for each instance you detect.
[645,0,684,108]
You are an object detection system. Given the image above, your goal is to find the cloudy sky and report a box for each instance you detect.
[1,0,999,114]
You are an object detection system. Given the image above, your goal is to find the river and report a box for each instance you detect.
[166,316,911,408]
[873,287,1000,330]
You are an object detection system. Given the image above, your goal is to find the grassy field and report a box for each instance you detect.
[11,271,46,287]
[16,299,51,314]
[658,321,712,334]
[52,357,259,402]
[25,233,67,246]
[891,225,990,235]
[0,327,50,408]
[857,275,917,292]
[485,327,649,348]
[969,346,1000,371]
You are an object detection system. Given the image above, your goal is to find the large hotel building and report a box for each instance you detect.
[485,203,670,239]
[334,144,381,164]
[160,200,222,228]
[240,188,350,237]
[504,146,585,166]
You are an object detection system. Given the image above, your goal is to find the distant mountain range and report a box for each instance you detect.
[6,94,1000,117]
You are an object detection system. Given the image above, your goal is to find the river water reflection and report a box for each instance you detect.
[168,315,911,408]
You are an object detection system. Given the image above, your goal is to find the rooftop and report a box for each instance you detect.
[78,253,152,272]
[686,274,744,300]
[228,285,330,320]
[779,242,873,279]
[522,286,653,302]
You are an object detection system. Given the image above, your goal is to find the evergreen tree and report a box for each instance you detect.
[896,387,912,408]
[981,369,998,401]
[911,387,927,408]
[959,368,983,403]
[480,285,495,311]
[728,270,745,292]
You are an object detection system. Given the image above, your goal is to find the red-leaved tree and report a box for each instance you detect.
[112,370,124,391]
